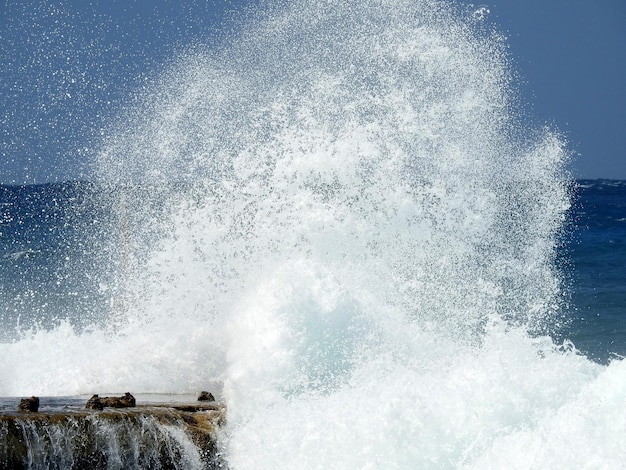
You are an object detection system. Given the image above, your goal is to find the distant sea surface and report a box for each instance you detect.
[0,179,625,363]
[566,179,626,362]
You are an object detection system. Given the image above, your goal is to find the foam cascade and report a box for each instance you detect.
[2,0,625,467]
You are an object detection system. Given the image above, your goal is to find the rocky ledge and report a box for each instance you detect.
[0,394,226,469]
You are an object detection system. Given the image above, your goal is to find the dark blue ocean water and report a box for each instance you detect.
[0,182,114,340]
[1,179,625,363]
[564,180,626,362]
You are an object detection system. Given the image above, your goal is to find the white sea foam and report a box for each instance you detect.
[1,0,624,467]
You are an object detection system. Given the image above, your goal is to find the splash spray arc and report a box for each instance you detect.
[3,1,619,468]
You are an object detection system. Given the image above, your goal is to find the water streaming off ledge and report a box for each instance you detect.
[0,396,225,469]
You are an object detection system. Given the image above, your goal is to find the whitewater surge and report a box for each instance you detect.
[2,0,625,467]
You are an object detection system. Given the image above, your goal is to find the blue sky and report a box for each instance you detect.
[487,0,625,179]
[1,0,624,183]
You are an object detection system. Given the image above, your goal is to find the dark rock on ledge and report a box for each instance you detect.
[85,394,104,410]
[198,391,215,402]
[17,396,39,412]
[102,392,136,408]
[86,392,136,410]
